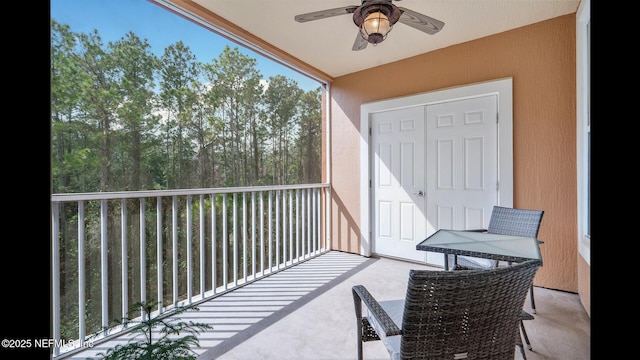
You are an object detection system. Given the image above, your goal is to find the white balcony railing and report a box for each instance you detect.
[51,184,330,358]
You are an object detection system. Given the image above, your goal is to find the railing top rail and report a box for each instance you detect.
[52,183,330,202]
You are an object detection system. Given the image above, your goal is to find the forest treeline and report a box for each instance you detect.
[51,19,323,194]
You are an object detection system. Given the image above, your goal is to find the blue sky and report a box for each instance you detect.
[50,0,322,92]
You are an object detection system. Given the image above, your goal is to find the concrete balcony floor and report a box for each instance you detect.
[63,251,590,360]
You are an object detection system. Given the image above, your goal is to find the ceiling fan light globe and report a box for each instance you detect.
[363,11,391,37]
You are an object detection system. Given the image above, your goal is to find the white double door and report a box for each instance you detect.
[371,95,498,265]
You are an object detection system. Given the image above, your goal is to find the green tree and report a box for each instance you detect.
[204,46,264,187]
[159,41,200,189]
[110,32,160,191]
[188,80,218,188]
[263,75,304,184]
[296,87,323,183]
[51,19,101,193]
[75,29,122,192]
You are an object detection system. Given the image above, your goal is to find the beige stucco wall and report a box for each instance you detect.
[328,14,581,294]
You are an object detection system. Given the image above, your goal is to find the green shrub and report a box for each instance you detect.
[92,301,213,360]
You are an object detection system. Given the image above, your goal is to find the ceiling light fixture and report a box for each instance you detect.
[353,4,402,45]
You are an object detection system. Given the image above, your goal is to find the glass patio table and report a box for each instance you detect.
[416,229,543,270]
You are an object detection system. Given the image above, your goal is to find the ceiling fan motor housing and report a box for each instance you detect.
[353,2,402,44]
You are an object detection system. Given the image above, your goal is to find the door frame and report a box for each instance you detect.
[359,78,514,257]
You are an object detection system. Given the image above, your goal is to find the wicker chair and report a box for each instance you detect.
[352,259,540,360]
[446,206,544,358]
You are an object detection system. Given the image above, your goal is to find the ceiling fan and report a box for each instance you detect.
[294,0,445,51]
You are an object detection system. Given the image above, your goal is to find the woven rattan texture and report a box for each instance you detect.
[487,206,544,238]
[361,317,381,342]
[352,260,540,360]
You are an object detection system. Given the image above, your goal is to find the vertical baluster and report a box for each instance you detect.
[260,192,265,275]
[78,201,86,342]
[100,199,109,330]
[200,195,205,299]
[140,199,146,308]
[233,193,238,286]
[301,190,306,257]
[289,190,293,264]
[157,197,163,313]
[313,188,318,254]
[307,189,311,257]
[242,192,247,283]
[275,190,280,269]
[268,191,273,272]
[51,202,60,356]
[120,199,128,324]
[296,189,300,262]
[282,190,287,266]
[211,193,217,294]
[186,195,192,303]
[222,193,228,290]
[172,196,178,304]
[251,192,256,279]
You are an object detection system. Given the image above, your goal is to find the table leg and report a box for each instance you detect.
[443,254,457,271]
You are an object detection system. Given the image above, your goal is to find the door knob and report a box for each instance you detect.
[413,190,424,196]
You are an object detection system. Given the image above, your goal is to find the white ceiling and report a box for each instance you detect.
[170,0,580,79]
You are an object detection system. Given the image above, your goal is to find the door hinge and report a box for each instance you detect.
[369,127,372,136]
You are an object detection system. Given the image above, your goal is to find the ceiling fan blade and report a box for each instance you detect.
[294,6,358,23]
[352,32,368,51]
[397,7,445,35]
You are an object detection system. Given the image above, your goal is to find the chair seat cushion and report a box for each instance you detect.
[367,299,404,360]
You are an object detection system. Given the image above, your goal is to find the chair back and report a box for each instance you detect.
[487,206,544,238]
[399,259,540,360]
